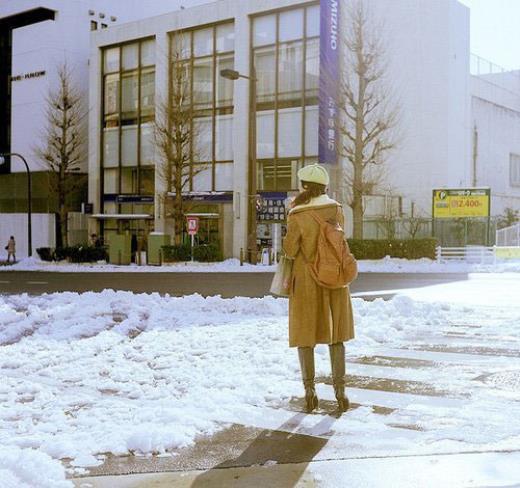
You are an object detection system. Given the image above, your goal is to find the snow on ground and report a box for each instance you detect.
[4,255,520,273]
[0,276,520,485]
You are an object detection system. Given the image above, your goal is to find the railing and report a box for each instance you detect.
[496,223,520,247]
[436,246,495,265]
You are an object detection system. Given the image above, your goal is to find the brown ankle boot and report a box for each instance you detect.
[329,342,349,412]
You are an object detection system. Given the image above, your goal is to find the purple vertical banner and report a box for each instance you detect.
[319,0,340,165]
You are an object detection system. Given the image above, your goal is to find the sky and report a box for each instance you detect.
[458,0,520,70]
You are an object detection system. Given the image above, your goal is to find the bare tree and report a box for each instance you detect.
[338,1,399,239]
[155,32,205,245]
[36,65,86,247]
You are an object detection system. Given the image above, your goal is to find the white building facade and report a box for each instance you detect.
[87,0,482,257]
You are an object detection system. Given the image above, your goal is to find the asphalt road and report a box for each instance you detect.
[0,271,469,297]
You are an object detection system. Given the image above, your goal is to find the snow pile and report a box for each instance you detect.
[1,286,519,483]
[0,447,72,488]
[5,254,520,273]
[2,257,277,273]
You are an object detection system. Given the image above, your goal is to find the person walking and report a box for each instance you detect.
[5,236,16,263]
[283,164,355,413]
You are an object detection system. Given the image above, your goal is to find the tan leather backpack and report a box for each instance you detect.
[308,208,358,289]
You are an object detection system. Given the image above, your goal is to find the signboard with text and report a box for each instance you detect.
[318,0,340,165]
[256,192,287,222]
[432,188,490,219]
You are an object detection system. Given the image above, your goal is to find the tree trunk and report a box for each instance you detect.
[60,203,68,247]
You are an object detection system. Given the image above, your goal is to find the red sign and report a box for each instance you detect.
[187,216,199,235]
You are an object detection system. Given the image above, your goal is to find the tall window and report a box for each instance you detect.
[252,5,319,191]
[101,38,155,214]
[171,22,235,192]
[510,154,520,187]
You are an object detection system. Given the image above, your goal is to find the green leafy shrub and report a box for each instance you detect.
[161,244,192,262]
[193,244,221,262]
[65,245,108,263]
[36,247,53,262]
[39,246,108,263]
[162,243,221,262]
[347,238,437,260]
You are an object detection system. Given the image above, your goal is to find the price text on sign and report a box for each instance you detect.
[187,217,199,235]
[432,188,490,218]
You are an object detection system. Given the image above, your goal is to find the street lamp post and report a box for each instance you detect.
[220,68,258,264]
[0,153,32,257]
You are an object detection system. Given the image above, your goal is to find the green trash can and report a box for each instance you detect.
[108,234,132,265]
[148,232,171,265]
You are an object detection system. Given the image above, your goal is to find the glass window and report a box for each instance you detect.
[304,106,319,156]
[139,168,155,194]
[193,57,213,109]
[306,5,320,37]
[215,115,233,161]
[103,128,119,167]
[140,69,155,119]
[140,39,155,66]
[278,41,304,103]
[215,163,233,191]
[258,161,275,190]
[193,117,213,162]
[104,74,120,121]
[278,108,303,158]
[253,15,276,47]
[257,111,275,159]
[216,23,234,52]
[104,47,119,73]
[121,73,138,120]
[192,165,212,191]
[122,43,139,70]
[121,125,138,166]
[103,203,117,215]
[193,27,213,57]
[216,54,234,107]
[305,38,319,99]
[172,32,191,59]
[255,46,276,105]
[104,169,118,193]
[279,9,304,42]
[510,154,520,187]
[121,168,138,193]
[276,159,296,190]
[140,123,154,166]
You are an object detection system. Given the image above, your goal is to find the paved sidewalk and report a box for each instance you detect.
[75,451,520,488]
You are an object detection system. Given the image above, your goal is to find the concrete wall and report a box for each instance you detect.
[368,0,471,217]
[0,213,55,259]
[471,92,520,216]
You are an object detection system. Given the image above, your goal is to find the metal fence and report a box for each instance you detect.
[496,223,520,247]
[363,217,496,246]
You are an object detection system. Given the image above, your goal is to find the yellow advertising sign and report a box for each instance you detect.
[432,188,490,218]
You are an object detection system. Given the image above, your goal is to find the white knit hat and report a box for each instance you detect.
[297,164,330,186]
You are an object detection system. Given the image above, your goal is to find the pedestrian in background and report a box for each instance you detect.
[283,164,355,413]
[5,236,16,263]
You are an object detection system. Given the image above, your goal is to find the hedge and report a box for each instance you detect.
[347,238,437,260]
[162,243,221,263]
[37,246,108,263]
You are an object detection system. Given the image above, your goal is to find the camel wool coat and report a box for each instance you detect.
[282,195,355,348]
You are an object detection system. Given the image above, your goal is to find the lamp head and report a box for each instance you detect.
[220,69,240,80]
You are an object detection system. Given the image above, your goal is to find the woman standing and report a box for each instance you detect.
[6,236,16,263]
[283,164,355,413]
